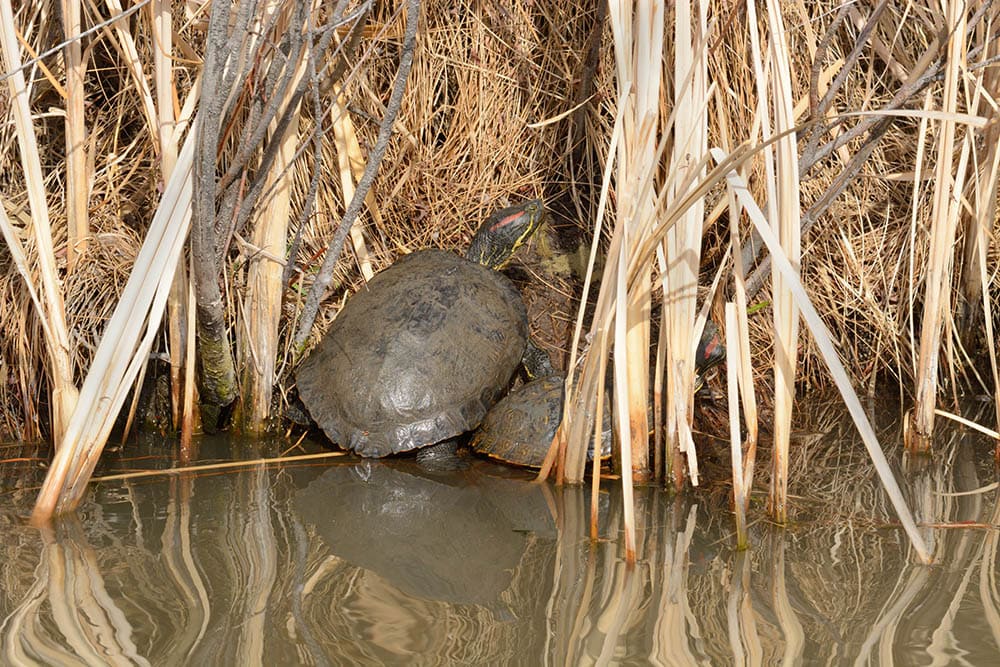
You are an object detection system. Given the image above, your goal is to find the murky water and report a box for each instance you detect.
[1,400,999,665]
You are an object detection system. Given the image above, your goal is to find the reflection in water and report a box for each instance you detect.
[3,517,149,666]
[295,464,552,608]
[0,406,999,664]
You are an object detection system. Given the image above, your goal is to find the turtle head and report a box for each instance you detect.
[465,199,546,269]
[693,320,726,391]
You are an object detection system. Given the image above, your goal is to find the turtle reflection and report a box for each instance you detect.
[294,462,556,609]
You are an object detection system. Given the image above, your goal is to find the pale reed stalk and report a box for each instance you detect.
[238,0,313,432]
[609,0,661,484]
[0,0,78,444]
[660,0,708,489]
[61,0,89,269]
[150,0,189,432]
[911,0,967,448]
[120,0,175,436]
[32,127,198,521]
[762,0,801,524]
[331,95,375,281]
[726,303,749,549]
[713,146,931,563]
[559,0,712,561]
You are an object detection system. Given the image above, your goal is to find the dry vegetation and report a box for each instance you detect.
[0,0,997,533]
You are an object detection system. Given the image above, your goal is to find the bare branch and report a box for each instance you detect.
[293,0,421,347]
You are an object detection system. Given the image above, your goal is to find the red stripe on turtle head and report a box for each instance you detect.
[489,209,526,233]
[704,337,719,357]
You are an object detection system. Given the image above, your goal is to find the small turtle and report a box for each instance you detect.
[470,322,726,468]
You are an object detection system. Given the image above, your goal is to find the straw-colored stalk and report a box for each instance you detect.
[32,126,198,521]
[107,0,178,435]
[177,83,202,433]
[167,268,188,429]
[89,450,346,483]
[0,0,78,444]
[713,54,758,496]
[587,0,672,559]
[61,0,89,270]
[660,0,708,490]
[540,88,624,527]
[911,1,967,448]
[965,80,1000,459]
[180,252,197,455]
[553,1,713,545]
[613,223,638,560]
[726,303,748,550]
[331,95,375,281]
[933,408,1000,440]
[728,171,758,499]
[759,0,801,524]
[608,0,662,488]
[238,0,332,432]
[149,0,188,430]
[553,1,714,561]
[239,99,301,432]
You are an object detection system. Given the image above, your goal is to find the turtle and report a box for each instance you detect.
[469,321,726,468]
[295,199,548,464]
[468,372,605,468]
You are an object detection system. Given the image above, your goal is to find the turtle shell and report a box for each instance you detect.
[470,373,611,468]
[296,249,528,458]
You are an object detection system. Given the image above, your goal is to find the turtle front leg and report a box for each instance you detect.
[415,440,467,471]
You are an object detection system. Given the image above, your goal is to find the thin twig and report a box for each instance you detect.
[216,0,310,195]
[90,450,347,483]
[293,0,420,347]
[225,5,362,256]
[807,5,849,121]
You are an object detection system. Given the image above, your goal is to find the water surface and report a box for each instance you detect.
[1,401,998,665]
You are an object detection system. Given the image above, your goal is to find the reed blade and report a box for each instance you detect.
[726,303,749,550]
[0,0,78,443]
[911,0,967,447]
[61,0,89,269]
[762,0,801,524]
[32,127,198,520]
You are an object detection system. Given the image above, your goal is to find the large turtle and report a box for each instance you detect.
[470,320,727,468]
[296,200,546,463]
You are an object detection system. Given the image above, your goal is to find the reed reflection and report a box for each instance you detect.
[0,415,997,664]
[3,517,148,666]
